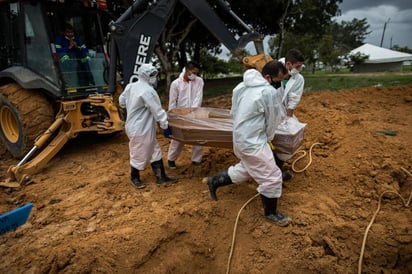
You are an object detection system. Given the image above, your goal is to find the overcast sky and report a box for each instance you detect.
[335,0,412,49]
[219,0,412,59]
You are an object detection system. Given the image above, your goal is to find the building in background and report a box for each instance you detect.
[350,43,412,73]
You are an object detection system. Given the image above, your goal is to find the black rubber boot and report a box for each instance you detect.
[274,154,293,182]
[274,154,284,170]
[206,170,233,201]
[151,160,177,184]
[131,167,146,189]
[260,194,291,227]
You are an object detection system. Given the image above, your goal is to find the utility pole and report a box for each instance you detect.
[380,18,390,47]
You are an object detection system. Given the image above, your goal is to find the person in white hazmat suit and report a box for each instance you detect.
[276,49,305,181]
[167,61,204,168]
[119,63,177,189]
[279,49,305,118]
[204,60,292,227]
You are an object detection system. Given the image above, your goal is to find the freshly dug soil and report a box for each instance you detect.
[1,85,411,273]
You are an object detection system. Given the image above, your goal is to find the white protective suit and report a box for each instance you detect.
[276,58,305,161]
[119,64,168,170]
[228,69,286,198]
[167,68,204,163]
[278,57,305,112]
[282,73,304,111]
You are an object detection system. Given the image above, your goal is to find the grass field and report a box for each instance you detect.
[201,67,412,98]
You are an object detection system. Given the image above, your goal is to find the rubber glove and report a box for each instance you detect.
[163,127,172,138]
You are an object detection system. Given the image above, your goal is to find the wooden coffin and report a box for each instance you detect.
[168,107,305,154]
[167,107,233,148]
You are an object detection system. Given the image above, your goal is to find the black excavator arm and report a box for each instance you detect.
[108,0,265,91]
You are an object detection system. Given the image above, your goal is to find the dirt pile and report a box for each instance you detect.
[1,85,411,273]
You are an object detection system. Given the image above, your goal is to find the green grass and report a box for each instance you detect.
[303,71,412,92]
[202,67,412,98]
[203,77,241,98]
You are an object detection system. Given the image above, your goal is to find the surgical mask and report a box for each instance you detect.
[289,68,300,77]
[188,73,196,81]
[149,76,158,87]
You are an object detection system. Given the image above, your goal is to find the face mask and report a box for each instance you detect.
[149,76,158,87]
[271,82,281,89]
[188,73,196,81]
[289,68,300,77]
[270,77,281,89]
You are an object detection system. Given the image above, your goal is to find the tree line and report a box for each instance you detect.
[113,0,410,89]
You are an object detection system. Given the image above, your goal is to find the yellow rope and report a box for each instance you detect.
[226,146,411,274]
[226,192,260,274]
[226,142,323,273]
[358,167,412,274]
[291,142,323,173]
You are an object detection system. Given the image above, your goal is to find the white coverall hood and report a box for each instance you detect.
[137,63,158,83]
[242,68,268,87]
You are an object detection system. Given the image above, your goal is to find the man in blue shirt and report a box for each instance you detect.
[55,23,94,86]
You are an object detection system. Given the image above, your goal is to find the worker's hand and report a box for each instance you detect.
[163,127,172,138]
[69,39,77,49]
[287,109,294,117]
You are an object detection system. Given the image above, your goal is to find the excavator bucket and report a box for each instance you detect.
[242,54,274,72]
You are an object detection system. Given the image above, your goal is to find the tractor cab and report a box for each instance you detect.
[0,1,112,99]
[47,3,111,96]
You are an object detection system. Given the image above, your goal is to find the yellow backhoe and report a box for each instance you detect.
[0,0,269,185]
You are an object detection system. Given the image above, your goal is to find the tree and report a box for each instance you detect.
[392,45,412,54]
[154,0,263,91]
[266,0,343,65]
[345,52,369,71]
[278,0,343,64]
[274,0,292,58]
[317,35,343,71]
[116,0,348,81]
[286,0,342,36]
[329,18,370,51]
[154,2,198,92]
[268,11,370,73]
[199,50,229,79]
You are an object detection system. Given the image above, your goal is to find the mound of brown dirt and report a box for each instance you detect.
[1,85,411,273]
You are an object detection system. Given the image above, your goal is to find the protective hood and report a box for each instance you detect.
[137,64,158,82]
[242,69,268,88]
[179,67,186,78]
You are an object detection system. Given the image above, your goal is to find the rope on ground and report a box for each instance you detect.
[226,142,322,273]
[358,167,412,274]
[291,142,323,173]
[226,192,260,274]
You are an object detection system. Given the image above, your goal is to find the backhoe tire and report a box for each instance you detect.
[0,83,54,159]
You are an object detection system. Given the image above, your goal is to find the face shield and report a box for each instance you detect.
[148,71,158,88]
